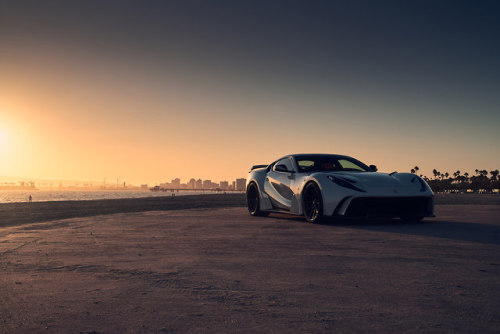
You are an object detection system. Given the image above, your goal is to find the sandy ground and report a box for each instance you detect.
[0,204,499,333]
[1,193,499,228]
[2,193,499,228]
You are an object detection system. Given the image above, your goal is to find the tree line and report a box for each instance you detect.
[409,166,500,193]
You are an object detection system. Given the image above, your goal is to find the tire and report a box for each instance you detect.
[246,183,269,217]
[400,215,424,223]
[303,182,324,223]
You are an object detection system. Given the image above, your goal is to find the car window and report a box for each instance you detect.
[338,159,366,171]
[294,155,371,173]
[273,158,294,172]
[297,160,315,172]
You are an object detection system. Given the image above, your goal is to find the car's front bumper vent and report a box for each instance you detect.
[342,196,433,218]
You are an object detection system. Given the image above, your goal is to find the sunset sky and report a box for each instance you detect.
[1,1,499,185]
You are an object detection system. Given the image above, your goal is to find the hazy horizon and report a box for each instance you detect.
[1,1,499,185]
[0,162,498,188]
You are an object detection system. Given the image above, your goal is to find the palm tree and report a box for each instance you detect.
[490,170,499,181]
[414,166,419,173]
[433,169,438,179]
[411,169,416,174]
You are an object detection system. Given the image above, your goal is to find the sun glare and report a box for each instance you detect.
[0,108,14,157]
[0,128,6,152]
[0,123,10,156]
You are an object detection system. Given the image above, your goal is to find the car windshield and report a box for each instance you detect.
[295,155,371,173]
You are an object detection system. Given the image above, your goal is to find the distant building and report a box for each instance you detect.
[235,178,246,191]
[151,177,247,191]
[203,179,212,189]
[140,184,148,190]
[203,181,218,189]
[171,178,181,188]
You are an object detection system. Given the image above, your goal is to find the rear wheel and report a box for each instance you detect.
[303,182,324,223]
[246,183,269,217]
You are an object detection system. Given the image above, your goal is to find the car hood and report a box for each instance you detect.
[328,172,403,187]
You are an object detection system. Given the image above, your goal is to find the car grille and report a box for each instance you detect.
[343,196,432,218]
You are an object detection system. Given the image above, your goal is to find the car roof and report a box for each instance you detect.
[272,154,353,164]
[289,153,352,159]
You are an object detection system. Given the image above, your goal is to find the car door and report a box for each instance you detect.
[264,157,296,211]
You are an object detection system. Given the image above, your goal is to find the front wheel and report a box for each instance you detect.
[303,182,324,223]
[246,183,269,217]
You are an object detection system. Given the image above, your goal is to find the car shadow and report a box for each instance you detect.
[267,213,500,245]
[329,217,500,245]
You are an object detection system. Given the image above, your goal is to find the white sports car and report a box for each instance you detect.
[246,154,434,223]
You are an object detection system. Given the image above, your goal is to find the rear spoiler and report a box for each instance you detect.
[251,164,268,171]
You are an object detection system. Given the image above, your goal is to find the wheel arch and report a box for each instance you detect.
[246,176,273,211]
[299,178,324,215]
[301,178,326,223]
[246,179,257,189]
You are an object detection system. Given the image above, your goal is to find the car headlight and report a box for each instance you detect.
[327,175,366,192]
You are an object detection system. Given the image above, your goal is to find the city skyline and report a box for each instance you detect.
[2,164,498,191]
[1,1,499,184]
[0,173,248,190]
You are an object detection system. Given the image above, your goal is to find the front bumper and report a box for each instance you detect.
[331,196,434,218]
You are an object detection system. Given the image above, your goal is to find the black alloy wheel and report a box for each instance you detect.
[303,182,323,223]
[246,183,268,216]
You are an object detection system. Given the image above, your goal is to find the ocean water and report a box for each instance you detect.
[0,190,227,203]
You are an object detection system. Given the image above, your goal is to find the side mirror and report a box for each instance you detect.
[369,165,378,172]
[275,164,289,172]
